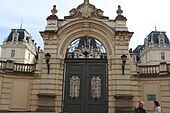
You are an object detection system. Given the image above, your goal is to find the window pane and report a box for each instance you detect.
[161,52,165,60]
[11,50,15,57]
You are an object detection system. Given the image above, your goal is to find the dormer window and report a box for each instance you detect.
[26,36,32,44]
[158,33,165,45]
[12,30,19,42]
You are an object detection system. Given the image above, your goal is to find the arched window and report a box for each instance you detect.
[14,37,17,42]
[158,33,165,45]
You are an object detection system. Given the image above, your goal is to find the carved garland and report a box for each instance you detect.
[115,32,132,46]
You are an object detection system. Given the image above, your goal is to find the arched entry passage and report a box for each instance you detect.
[63,36,108,113]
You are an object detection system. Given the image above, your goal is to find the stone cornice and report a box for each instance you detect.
[140,44,170,57]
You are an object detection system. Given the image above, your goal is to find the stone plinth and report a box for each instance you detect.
[114,94,133,113]
[37,93,56,112]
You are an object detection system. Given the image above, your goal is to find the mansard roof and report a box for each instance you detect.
[6,29,31,42]
[133,30,170,54]
[133,45,144,53]
[147,31,169,44]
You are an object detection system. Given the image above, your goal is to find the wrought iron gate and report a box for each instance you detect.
[63,59,108,113]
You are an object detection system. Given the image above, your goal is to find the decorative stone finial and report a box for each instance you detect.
[51,5,58,15]
[84,0,90,4]
[46,5,58,20]
[116,5,123,15]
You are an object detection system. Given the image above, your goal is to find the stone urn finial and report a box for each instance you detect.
[51,5,58,15]
[116,5,123,15]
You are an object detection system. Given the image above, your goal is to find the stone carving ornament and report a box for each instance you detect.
[65,0,108,19]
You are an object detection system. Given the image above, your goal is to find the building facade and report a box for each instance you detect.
[0,29,39,64]
[0,1,170,113]
[132,30,170,65]
[130,30,170,113]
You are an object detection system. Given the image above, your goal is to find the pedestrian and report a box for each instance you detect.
[154,100,161,113]
[133,101,148,113]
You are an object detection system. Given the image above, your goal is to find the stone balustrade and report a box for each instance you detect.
[137,62,169,75]
[138,65,159,74]
[0,60,35,73]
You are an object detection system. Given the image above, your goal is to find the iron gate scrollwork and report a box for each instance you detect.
[91,76,101,99]
[69,76,80,99]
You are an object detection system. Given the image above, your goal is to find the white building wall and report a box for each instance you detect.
[139,47,170,65]
[0,46,35,64]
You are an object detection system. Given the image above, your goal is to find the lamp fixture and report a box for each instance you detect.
[121,54,127,75]
[45,53,51,74]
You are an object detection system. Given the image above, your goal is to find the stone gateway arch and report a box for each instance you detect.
[1,1,170,113]
[37,1,133,113]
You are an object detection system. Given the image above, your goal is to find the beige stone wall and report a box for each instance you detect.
[0,74,33,111]
[0,44,36,64]
[131,76,170,113]
[30,77,40,111]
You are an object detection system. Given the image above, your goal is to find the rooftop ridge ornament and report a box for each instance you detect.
[116,5,123,15]
[84,0,89,4]
[51,5,58,15]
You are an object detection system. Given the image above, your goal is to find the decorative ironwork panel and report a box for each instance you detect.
[91,76,101,99]
[69,76,80,99]
[66,36,106,58]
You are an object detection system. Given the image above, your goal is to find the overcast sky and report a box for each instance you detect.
[0,0,170,50]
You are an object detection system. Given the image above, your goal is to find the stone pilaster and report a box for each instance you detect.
[113,30,133,113]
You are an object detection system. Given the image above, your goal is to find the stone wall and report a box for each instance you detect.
[0,73,33,111]
[131,76,170,113]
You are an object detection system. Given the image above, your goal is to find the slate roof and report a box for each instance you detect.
[133,31,170,54]
[133,45,144,53]
[6,29,31,42]
[147,31,169,44]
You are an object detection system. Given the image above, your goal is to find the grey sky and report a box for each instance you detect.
[0,0,170,50]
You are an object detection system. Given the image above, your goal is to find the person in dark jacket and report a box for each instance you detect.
[133,101,148,113]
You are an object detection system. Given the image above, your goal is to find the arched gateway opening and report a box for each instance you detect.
[63,36,108,113]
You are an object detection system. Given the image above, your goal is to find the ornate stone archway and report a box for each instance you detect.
[57,19,115,58]
[36,2,133,113]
